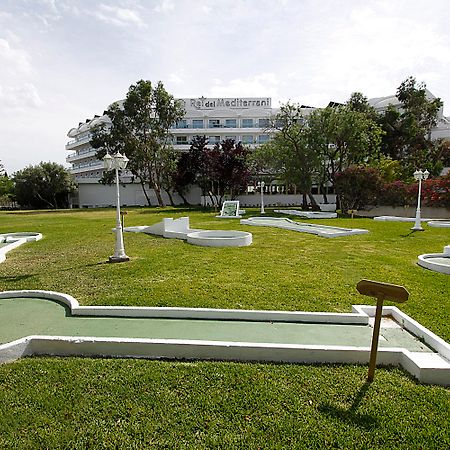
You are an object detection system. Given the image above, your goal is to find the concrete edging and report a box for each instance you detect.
[0,290,449,385]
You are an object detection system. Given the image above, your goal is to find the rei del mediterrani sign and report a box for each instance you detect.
[181,97,272,110]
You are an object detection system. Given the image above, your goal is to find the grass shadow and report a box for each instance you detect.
[0,261,108,282]
[318,381,378,430]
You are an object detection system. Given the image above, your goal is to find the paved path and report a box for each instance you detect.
[0,296,431,352]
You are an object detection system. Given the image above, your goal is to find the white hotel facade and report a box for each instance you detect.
[66,93,450,208]
[66,96,293,208]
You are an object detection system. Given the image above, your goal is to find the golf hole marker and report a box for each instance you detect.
[357,279,409,382]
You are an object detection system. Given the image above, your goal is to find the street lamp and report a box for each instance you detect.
[257,181,265,215]
[103,151,130,262]
[411,169,429,232]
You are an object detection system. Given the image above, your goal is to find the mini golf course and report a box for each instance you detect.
[1,290,449,386]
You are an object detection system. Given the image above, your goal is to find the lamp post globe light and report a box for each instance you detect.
[103,151,130,262]
[411,169,430,232]
[257,181,265,215]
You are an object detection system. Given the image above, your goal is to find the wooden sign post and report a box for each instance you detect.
[356,279,409,382]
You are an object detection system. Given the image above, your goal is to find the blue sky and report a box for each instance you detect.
[1,0,450,173]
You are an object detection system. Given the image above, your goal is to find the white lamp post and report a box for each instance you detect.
[103,151,130,262]
[411,169,429,232]
[257,181,265,215]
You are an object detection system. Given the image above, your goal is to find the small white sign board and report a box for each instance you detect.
[217,200,242,218]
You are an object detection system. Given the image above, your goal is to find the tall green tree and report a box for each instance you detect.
[378,76,444,178]
[13,162,75,209]
[252,102,322,208]
[91,80,185,207]
[307,104,384,188]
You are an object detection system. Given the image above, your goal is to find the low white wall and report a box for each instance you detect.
[358,206,450,219]
[76,182,202,208]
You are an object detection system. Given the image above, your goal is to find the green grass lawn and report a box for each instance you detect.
[0,207,449,448]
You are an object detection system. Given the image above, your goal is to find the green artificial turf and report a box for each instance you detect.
[0,207,449,448]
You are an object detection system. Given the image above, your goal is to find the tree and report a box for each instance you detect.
[185,138,250,206]
[307,104,384,189]
[252,102,322,208]
[91,80,185,207]
[13,162,75,209]
[378,76,444,178]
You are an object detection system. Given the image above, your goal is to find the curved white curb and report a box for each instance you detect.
[418,246,450,275]
[187,230,252,247]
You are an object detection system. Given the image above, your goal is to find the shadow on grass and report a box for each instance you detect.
[0,261,108,283]
[318,381,378,430]
[400,230,421,238]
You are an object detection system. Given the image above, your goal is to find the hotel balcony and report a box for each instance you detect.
[66,147,98,163]
[69,160,104,174]
[65,133,92,150]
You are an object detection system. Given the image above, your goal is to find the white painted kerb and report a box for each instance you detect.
[1,290,449,385]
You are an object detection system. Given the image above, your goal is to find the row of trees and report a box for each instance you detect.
[4,76,448,210]
[253,77,450,209]
[0,161,75,209]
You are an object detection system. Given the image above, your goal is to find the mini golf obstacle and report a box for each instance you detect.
[240,217,368,238]
[123,217,252,247]
[418,245,450,275]
[0,232,42,264]
[374,216,432,222]
[427,220,450,228]
[274,209,338,219]
[0,284,449,385]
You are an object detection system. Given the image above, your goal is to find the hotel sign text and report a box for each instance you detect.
[183,97,271,110]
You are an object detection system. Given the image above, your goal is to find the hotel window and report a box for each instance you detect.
[242,119,253,128]
[225,119,237,128]
[242,135,254,144]
[176,119,188,129]
[258,134,270,144]
[192,119,204,129]
[209,119,220,128]
[176,136,188,145]
[209,136,221,144]
[258,118,269,128]
[225,136,237,142]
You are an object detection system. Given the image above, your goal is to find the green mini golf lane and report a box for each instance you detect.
[0,297,431,352]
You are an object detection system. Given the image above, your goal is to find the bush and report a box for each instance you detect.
[334,166,382,212]
[378,173,449,208]
[422,173,450,207]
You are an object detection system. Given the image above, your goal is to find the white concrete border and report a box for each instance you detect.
[275,210,338,219]
[0,290,367,323]
[374,216,432,222]
[427,221,450,228]
[123,217,252,247]
[187,230,252,247]
[0,290,449,385]
[0,232,42,264]
[417,246,450,275]
[240,217,368,238]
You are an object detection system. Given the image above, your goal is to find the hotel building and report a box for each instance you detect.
[66,93,450,208]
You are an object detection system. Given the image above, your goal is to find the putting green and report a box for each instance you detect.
[0,296,432,352]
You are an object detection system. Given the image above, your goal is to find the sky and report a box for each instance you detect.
[1,0,450,174]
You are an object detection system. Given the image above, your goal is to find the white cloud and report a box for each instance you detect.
[0,83,43,111]
[91,4,145,28]
[207,73,280,99]
[168,72,185,85]
[153,0,175,13]
[0,39,33,76]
